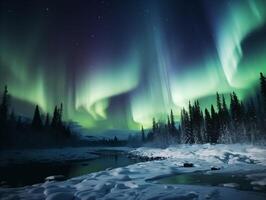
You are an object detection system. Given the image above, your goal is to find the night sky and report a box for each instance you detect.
[1,0,266,130]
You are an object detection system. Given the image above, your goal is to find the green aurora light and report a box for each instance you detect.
[0,0,266,130]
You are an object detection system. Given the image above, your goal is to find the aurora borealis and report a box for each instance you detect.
[0,0,266,130]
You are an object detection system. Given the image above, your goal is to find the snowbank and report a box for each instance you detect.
[1,144,266,200]
[130,144,266,169]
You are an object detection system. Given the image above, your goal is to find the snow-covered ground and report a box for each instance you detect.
[1,144,266,200]
[131,144,266,171]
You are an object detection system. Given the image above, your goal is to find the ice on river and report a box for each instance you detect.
[1,144,266,200]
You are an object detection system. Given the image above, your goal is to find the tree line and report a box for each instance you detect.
[0,87,124,148]
[0,86,72,148]
[142,73,266,145]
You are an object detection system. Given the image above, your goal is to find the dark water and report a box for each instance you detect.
[0,150,139,187]
[154,171,266,192]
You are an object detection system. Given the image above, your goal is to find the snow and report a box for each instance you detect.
[247,173,266,187]
[130,144,266,169]
[222,183,239,188]
[1,144,266,200]
[45,175,65,182]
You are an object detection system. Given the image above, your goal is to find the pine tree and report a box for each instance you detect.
[32,105,43,129]
[216,92,222,114]
[187,101,195,143]
[152,117,156,134]
[51,104,64,130]
[0,85,9,125]
[141,125,145,142]
[260,72,266,131]
[204,108,212,143]
[192,100,204,143]
[59,103,63,127]
[51,106,59,129]
[260,72,266,106]
[220,95,231,143]
[246,99,257,142]
[45,113,50,127]
[181,108,193,144]
[216,92,224,142]
[210,104,219,143]
[230,92,242,124]
[170,109,176,136]
[147,118,156,142]
[230,92,245,142]
[167,115,171,134]
[222,95,230,122]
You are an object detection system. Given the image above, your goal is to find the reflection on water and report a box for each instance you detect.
[155,172,266,193]
[0,150,138,187]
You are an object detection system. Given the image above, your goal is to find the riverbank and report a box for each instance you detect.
[1,144,266,200]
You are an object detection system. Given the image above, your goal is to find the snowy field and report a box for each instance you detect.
[1,144,266,200]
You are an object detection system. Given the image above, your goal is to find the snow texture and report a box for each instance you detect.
[1,144,266,200]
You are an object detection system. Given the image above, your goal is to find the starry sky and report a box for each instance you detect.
[0,0,266,130]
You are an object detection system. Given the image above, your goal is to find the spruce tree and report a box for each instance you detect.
[230,92,242,125]
[141,125,145,142]
[147,118,156,142]
[152,118,156,134]
[220,95,231,142]
[246,99,257,142]
[167,115,171,134]
[45,113,50,127]
[187,101,195,143]
[32,105,43,129]
[170,109,176,136]
[260,72,266,131]
[51,104,64,130]
[59,103,63,127]
[210,104,219,143]
[192,100,203,143]
[216,92,224,141]
[216,92,222,114]
[0,85,9,125]
[230,92,245,142]
[222,95,230,121]
[204,108,212,143]
[51,106,59,129]
[181,108,193,144]
[260,72,266,106]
